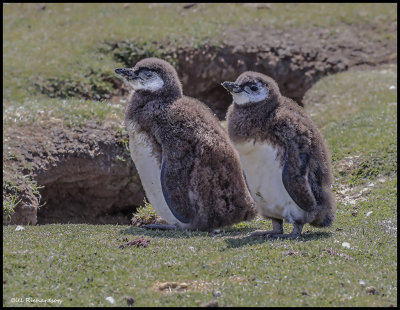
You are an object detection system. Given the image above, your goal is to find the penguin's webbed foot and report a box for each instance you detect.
[142,224,179,230]
[250,218,284,237]
[251,223,303,240]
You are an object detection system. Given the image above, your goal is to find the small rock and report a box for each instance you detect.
[359,279,366,287]
[105,296,115,304]
[389,85,396,90]
[366,211,373,217]
[158,282,189,291]
[15,226,25,231]
[342,242,351,249]
[365,286,378,295]
[179,282,189,289]
[212,290,222,298]
[126,297,135,306]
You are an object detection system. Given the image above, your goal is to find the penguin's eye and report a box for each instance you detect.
[139,70,154,79]
[250,85,258,92]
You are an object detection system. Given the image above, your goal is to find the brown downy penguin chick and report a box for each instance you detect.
[222,71,336,239]
[115,58,256,231]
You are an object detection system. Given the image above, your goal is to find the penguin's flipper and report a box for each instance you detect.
[160,156,191,224]
[282,152,316,212]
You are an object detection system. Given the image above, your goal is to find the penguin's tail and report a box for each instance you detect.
[311,210,335,227]
[310,188,336,228]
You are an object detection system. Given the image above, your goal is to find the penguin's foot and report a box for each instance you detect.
[142,224,179,230]
[250,218,283,237]
[251,223,303,239]
[263,223,304,239]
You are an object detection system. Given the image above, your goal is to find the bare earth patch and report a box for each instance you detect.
[151,276,248,294]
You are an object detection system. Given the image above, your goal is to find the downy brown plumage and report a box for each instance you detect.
[223,71,336,238]
[116,58,256,231]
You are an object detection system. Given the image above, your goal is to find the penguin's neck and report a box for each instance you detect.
[125,90,182,144]
[228,98,279,143]
[131,90,181,109]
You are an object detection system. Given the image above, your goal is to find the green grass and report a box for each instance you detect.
[3,67,397,306]
[3,96,125,128]
[305,66,397,185]
[2,192,21,224]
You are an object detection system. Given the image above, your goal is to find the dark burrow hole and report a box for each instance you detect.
[34,144,146,225]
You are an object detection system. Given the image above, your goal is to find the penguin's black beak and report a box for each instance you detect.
[221,81,242,93]
[115,68,138,80]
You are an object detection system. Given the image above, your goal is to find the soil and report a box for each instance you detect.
[5,23,397,225]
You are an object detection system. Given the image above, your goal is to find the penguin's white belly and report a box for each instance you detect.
[234,140,305,223]
[128,130,190,228]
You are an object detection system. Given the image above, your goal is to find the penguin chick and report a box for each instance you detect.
[115,58,256,232]
[222,72,336,239]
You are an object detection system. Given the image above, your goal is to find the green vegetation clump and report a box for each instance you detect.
[131,199,165,227]
[3,191,21,224]
[100,40,179,68]
[2,174,42,225]
[33,70,119,101]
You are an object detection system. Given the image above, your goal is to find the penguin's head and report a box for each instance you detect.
[222,71,280,106]
[115,57,182,98]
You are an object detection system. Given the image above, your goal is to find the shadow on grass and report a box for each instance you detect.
[225,231,333,248]
[119,225,255,239]
[120,226,209,239]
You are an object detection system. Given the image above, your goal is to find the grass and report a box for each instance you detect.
[131,199,165,227]
[3,66,397,306]
[305,66,397,185]
[2,192,21,224]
